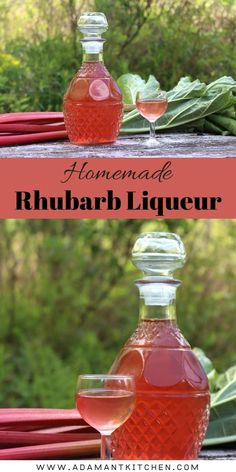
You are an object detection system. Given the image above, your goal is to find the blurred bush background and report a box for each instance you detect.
[0,219,235,407]
[0,0,236,112]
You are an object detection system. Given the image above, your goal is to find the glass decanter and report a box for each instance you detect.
[63,12,123,145]
[110,232,210,460]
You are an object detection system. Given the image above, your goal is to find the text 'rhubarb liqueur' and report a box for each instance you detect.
[63,12,123,145]
[110,233,210,460]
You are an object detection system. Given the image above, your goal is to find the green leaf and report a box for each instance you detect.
[207,369,218,392]
[206,76,236,94]
[117,73,146,104]
[204,380,236,446]
[193,348,214,375]
[118,73,160,104]
[167,76,206,101]
[192,350,236,447]
[142,75,160,96]
[193,348,218,391]
[216,366,236,390]
[212,378,236,405]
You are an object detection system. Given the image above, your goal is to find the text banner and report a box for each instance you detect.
[0,158,235,219]
[0,460,235,472]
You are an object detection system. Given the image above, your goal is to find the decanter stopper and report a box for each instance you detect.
[78,12,108,55]
[78,12,108,38]
[132,232,186,277]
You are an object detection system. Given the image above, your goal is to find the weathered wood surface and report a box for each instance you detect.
[88,446,236,461]
[199,445,236,460]
[0,133,235,158]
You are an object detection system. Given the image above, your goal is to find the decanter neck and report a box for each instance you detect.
[78,12,108,63]
[81,39,104,62]
[136,277,180,321]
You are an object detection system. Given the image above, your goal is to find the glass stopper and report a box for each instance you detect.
[132,232,186,277]
[78,12,108,38]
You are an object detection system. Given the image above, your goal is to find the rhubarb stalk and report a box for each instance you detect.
[0,439,101,459]
[0,430,99,447]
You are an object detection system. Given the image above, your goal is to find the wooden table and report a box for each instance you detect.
[0,133,236,158]
[94,446,236,460]
[199,445,236,460]
[87,445,236,460]
[83,446,236,461]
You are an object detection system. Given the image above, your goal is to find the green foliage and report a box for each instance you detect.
[0,52,27,112]
[0,219,235,408]
[0,0,236,111]
[0,37,79,112]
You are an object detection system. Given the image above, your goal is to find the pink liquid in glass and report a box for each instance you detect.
[76,389,135,433]
[136,99,168,122]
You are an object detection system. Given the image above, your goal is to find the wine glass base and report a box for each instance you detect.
[143,137,160,147]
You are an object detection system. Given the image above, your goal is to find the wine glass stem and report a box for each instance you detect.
[101,434,111,460]
[149,121,156,140]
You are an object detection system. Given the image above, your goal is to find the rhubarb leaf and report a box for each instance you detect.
[204,380,236,445]
[194,347,218,391]
[193,348,214,375]
[120,74,236,136]
[117,74,146,104]
[118,73,159,105]
[122,88,236,133]
[216,366,236,390]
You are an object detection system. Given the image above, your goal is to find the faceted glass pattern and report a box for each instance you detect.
[64,62,123,145]
[112,395,210,460]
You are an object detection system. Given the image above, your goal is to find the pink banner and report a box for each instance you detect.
[0,158,234,219]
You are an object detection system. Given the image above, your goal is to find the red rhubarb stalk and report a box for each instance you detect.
[0,425,95,433]
[0,112,64,124]
[0,130,67,146]
[0,430,99,446]
[0,439,100,459]
[0,123,65,134]
[0,408,81,417]
[34,425,95,434]
[0,408,77,413]
[0,409,83,427]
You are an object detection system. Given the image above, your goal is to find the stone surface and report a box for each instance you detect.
[0,133,236,158]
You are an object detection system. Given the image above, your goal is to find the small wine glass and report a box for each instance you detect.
[136,89,168,147]
[76,374,136,460]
